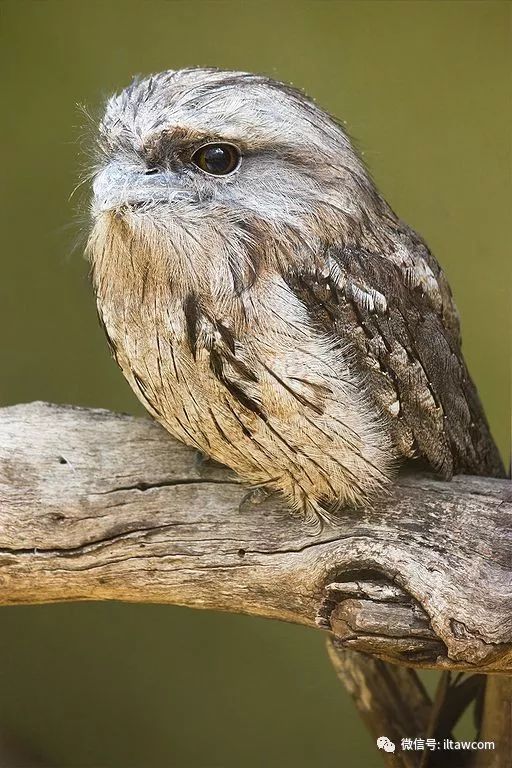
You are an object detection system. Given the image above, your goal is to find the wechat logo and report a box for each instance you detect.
[377,736,396,753]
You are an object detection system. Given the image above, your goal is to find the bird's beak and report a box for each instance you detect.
[91,162,172,216]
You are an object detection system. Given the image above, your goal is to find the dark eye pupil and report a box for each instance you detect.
[203,146,229,172]
[192,143,240,175]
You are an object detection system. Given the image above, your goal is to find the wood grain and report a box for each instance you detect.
[1,401,511,675]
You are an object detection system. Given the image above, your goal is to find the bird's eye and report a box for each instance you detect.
[191,143,241,176]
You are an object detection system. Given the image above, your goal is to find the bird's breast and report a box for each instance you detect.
[97,271,395,511]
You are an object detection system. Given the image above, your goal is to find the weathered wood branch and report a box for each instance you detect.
[326,641,432,768]
[1,402,511,676]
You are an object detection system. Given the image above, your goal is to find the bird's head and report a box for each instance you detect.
[87,68,393,299]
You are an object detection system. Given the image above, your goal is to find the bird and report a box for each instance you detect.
[86,67,504,528]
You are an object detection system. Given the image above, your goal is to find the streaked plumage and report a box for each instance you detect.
[87,68,504,527]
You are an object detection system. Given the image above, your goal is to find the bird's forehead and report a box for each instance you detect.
[100,68,339,151]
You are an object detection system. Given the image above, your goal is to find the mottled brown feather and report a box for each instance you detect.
[285,237,504,479]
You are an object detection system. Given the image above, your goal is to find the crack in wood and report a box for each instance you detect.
[0,402,511,678]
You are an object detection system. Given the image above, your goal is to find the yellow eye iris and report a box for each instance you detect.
[192,143,241,176]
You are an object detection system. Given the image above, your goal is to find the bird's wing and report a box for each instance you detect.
[284,228,504,478]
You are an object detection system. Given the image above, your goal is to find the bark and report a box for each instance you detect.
[1,402,511,674]
[1,401,511,766]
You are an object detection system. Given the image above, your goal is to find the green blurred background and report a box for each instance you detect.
[0,1,510,767]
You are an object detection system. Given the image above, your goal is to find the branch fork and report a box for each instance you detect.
[1,401,511,766]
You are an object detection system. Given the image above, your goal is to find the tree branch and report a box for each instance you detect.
[1,402,511,675]
[326,640,432,768]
